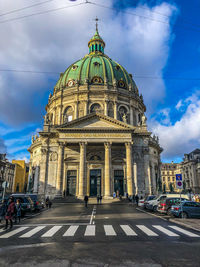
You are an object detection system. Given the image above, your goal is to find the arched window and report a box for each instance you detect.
[99,44,101,51]
[92,45,94,52]
[63,106,73,123]
[95,44,97,51]
[90,103,102,113]
[119,106,128,123]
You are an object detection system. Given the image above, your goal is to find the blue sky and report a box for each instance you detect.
[0,0,200,163]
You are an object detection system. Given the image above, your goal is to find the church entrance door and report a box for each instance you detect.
[66,170,77,196]
[114,170,124,196]
[90,169,101,196]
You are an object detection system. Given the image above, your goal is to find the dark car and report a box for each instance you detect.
[10,194,34,216]
[171,201,200,218]
[26,194,44,212]
[157,197,188,215]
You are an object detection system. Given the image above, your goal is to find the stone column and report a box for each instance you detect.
[75,102,78,119]
[104,101,108,116]
[33,166,39,193]
[133,162,138,195]
[56,143,64,195]
[84,101,88,116]
[148,165,152,195]
[125,142,133,196]
[130,108,134,126]
[104,142,111,198]
[114,102,117,120]
[79,142,86,198]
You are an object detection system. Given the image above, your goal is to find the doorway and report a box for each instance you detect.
[114,170,124,196]
[90,169,101,196]
[66,170,77,196]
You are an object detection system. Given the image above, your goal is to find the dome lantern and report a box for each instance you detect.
[88,17,105,54]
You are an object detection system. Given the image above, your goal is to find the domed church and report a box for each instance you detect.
[28,23,162,199]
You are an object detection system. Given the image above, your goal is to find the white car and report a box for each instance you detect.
[138,199,145,207]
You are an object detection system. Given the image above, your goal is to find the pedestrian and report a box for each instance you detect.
[99,195,102,204]
[97,195,100,204]
[132,194,135,203]
[48,200,52,208]
[4,196,15,230]
[63,190,66,198]
[135,194,139,206]
[113,192,116,198]
[45,196,49,208]
[15,199,21,224]
[84,195,88,208]
[0,199,7,224]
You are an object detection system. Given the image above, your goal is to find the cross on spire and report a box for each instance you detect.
[94,16,99,32]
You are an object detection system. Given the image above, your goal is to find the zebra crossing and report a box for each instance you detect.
[0,224,199,239]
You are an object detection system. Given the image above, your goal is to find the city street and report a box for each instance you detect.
[0,202,200,266]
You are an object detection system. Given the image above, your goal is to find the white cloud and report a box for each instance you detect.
[175,99,183,110]
[0,0,177,125]
[152,90,200,160]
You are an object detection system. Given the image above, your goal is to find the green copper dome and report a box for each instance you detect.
[54,30,137,91]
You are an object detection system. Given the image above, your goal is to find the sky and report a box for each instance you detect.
[0,0,200,163]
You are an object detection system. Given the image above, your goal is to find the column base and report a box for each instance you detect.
[103,196,113,199]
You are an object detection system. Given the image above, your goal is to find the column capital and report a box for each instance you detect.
[80,142,87,148]
[104,142,112,149]
[57,141,65,147]
[125,142,133,148]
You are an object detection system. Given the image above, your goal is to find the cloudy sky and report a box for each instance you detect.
[0,0,200,163]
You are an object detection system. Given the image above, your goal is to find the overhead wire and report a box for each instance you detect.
[0,1,87,24]
[0,69,200,81]
[0,0,56,17]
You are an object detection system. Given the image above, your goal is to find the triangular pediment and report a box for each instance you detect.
[56,113,135,130]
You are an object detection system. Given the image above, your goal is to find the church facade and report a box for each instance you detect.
[28,27,162,199]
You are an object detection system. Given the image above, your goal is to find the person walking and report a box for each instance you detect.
[0,199,7,224]
[97,195,100,204]
[84,195,89,208]
[15,199,21,224]
[4,196,15,230]
[99,195,102,204]
[135,194,139,206]
[45,196,49,208]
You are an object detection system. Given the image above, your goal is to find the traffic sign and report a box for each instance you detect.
[2,181,9,189]
[176,174,183,189]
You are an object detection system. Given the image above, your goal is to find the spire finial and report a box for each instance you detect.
[94,16,99,32]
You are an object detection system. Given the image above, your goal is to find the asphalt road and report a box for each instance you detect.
[0,202,200,267]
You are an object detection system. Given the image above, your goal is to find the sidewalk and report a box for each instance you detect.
[169,217,200,232]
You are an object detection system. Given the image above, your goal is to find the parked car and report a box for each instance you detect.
[138,199,145,207]
[10,194,34,216]
[171,201,200,218]
[144,195,157,209]
[157,197,188,215]
[26,194,44,212]
[146,194,189,212]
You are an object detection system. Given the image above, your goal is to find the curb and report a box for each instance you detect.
[136,207,200,233]
[169,218,200,233]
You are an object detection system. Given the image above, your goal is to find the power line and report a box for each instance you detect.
[89,2,200,33]
[1,69,200,81]
[0,2,87,24]
[124,0,200,30]
[0,0,56,17]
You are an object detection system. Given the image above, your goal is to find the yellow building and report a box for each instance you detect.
[12,160,29,193]
[161,162,182,192]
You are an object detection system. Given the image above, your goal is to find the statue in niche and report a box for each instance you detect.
[141,114,147,126]
[31,136,35,144]
[122,113,127,123]
[44,113,51,124]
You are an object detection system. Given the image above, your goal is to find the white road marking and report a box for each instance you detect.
[120,225,137,236]
[90,206,96,225]
[84,225,95,236]
[41,226,62,237]
[63,225,79,236]
[104,225,116,236]
[0,227,28,238]
[20,226,46,238]
[153,225,179,237]
[136,225,158,236]
[169,225,200,237]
